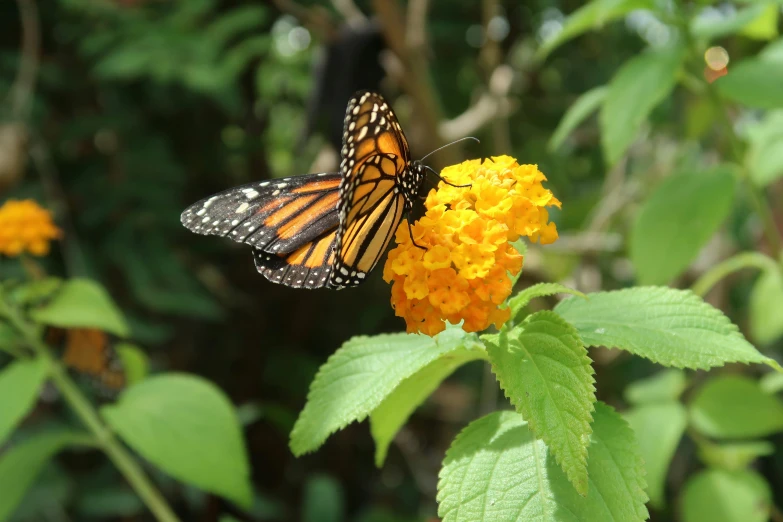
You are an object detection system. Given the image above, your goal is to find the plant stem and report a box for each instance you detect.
[691,251,779,297]
[0,296,181,522]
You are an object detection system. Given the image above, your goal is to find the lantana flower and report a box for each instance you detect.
[383,156,560,336]
[0,199,62,257]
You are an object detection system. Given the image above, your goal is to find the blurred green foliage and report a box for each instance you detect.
[1,0,783,521]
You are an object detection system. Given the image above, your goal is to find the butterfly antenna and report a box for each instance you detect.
[419,136,480,163]
[424,165,472,188]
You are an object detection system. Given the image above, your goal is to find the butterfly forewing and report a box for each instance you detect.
[180,173,341,255]
[329,91,421,289]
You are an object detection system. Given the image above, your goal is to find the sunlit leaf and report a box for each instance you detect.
[537,0,655,59]
[115,343,149,386]
[370,347,484,467]
[548,86,607,151]
[508,283,586,323]
[698,440,775,471]
[749,266,783,344]
[600,46,684,165]
[745,110,783,186]
[102,374,251,507]
[689,375,783,438]
[716,58,783,109]
[486,312,595,495]
[691,4,776,41]
[555,287,776,370]
[291,328,479,456]
[630,167,736,285]
[437,403,648,521]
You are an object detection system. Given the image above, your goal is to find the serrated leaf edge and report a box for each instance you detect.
[491,310,597,495]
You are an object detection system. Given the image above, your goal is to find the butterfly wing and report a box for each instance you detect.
[181,172,342,255]
[48,327,126,396]
[329,91,416,288]
[253,229,337,289]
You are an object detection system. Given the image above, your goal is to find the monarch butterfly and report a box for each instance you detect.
[181,91,463,289]
[47,327,126,395]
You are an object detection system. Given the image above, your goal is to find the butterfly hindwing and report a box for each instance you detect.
[181,173,342,255]
[253,230,337,289]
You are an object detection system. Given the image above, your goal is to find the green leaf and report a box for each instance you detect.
[537,0,654,59]
[624,369,687,405]
[681,469,771,522]
[749,266,783,344]
[115,343,149,386]
[760,371,783,394]
[486,311,595,495]
[555,287,776,370]
[31,279,129,337]
[101,374,251,506]
[599,46,684,166]
[698,440,775,471]
[0,431,86,521]
[9,278,62,306]
[508,283,586,323]
[0,359,48,447]
[290,328,478,456]
[689,375,783,438]
[745,110,783,186]
[437,402,648,521]
[302,474,344,522]
[691,4,774,41]
[548,86,607,151]
[759,37,783,62]
[370,347,484,467]
[738,4,779,40]
[625,402,687,508]
[630,167,736,285]
[716,58,783,109]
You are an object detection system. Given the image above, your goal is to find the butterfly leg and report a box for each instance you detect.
[407,216,426,250]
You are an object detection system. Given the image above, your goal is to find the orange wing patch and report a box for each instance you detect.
[254,230,338,289]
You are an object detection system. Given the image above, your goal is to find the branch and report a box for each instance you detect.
[372,0,458,166]
[9,0,40,121]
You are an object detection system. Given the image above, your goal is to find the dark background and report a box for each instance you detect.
[1,0,781,521]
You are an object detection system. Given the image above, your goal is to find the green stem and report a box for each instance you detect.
[677,9,783,257]
[691,251,778,297]
[0,297,181,522]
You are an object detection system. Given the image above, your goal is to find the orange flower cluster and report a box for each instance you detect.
[384,156,560,336]
[0,199,61,257]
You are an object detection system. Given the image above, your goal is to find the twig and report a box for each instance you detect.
[439,67,515,142]
[691,251,779,297]
[372,0,458,167]
[9,0,40,121]
[331,0,366,27]
[480,0,511,153]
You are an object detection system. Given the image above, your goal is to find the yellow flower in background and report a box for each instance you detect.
[0,199,61,257]
[383,156,560,336]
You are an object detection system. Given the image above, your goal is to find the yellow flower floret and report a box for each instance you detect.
[0,199,61,257]
[383,156,560,336]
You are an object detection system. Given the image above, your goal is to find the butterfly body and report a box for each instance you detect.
[181,91,426,290]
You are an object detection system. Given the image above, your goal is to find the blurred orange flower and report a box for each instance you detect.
[0,199,62,257]
[384,156,560,336]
